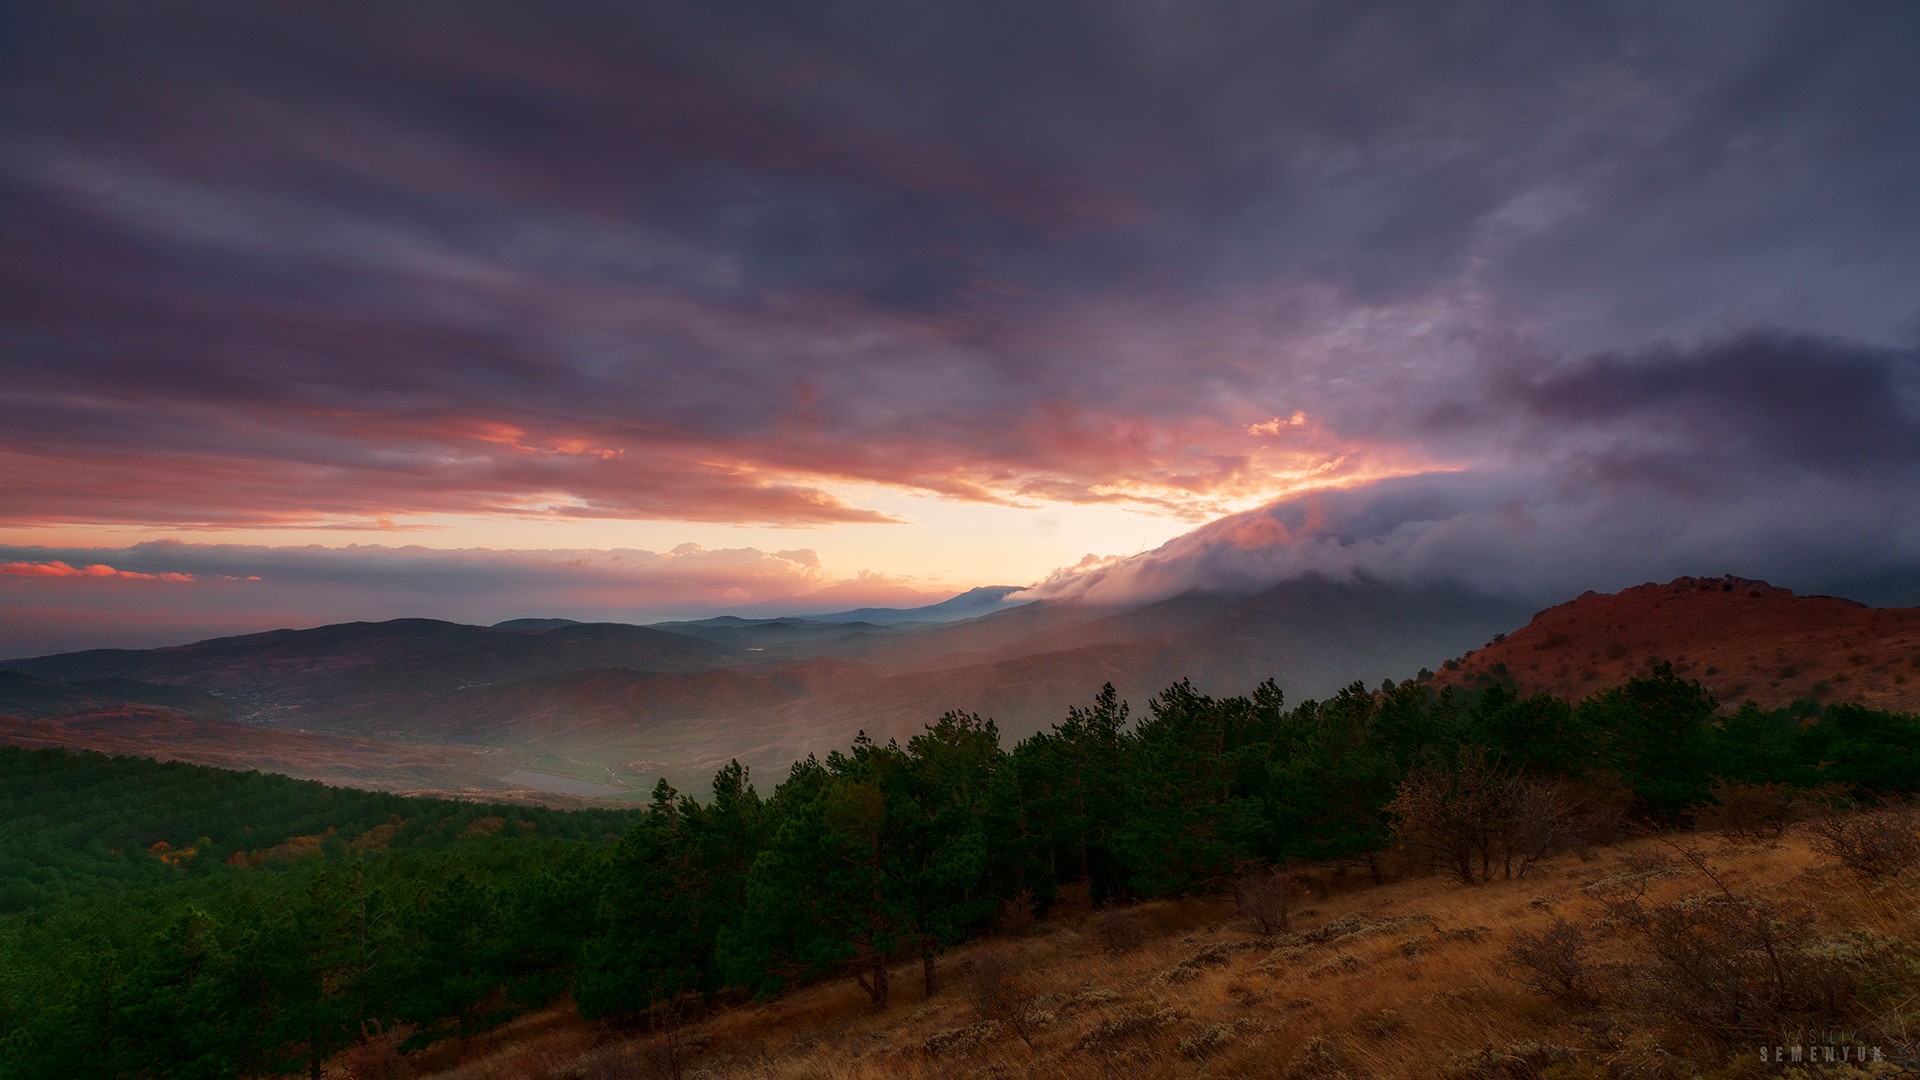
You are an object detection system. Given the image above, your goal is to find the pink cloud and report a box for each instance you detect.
[0,397,1387,531]
[0,561,87,577]
[0,560,194,582]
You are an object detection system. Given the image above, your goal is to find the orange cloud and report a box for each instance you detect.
[1247,412,1309,436]
[0,394,1436,538]
[0,560,193,581]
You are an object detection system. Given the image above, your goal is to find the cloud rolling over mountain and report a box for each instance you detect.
[1025,332,1920,607]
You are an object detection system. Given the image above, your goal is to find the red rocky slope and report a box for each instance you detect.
[1428,575,1920,710]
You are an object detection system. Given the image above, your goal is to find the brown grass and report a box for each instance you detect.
[370,828,1918,1080]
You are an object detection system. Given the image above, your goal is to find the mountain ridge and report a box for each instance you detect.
[5,574,1917,799]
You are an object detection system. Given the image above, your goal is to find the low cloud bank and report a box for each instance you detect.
[1024,332,1920,608]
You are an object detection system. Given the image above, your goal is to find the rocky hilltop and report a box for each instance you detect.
[1431,575,1920,710]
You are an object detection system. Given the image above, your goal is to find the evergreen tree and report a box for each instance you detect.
[892,712,999,993]
[578,766,764,1019]
[1112,681,1263,895]
[1577,662,1717,816]
[1264,683,1400,879]
[721,752,907,1008]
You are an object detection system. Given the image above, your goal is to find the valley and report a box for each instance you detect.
[6,575,1920,801]
[0,577,1532,796]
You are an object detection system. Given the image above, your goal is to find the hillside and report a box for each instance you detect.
[6,664,1917,1080]
[0,672,239,721]
[1431,575,1920,711]
[1,619,745,698]
[0,746,643,1080]
[401,828,1920,1080]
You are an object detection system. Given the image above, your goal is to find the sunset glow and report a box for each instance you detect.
[3,3,1917,656]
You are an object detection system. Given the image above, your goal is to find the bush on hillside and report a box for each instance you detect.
[1233,864,1294,936]
[1806,801,1920,881]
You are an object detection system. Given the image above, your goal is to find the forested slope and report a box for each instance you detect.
[3,667,1919,1079]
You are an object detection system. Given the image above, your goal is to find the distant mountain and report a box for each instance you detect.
[2,619,501,688]
[491,617,582,631]
[644,616,897,657]
[1429,575,1920,711]
[484,586,1026,639]
[0,575,1534,793]
[801,585,1029,625]
[0,671,117,718]
[2,618,744,699]
[14,571,1918,802]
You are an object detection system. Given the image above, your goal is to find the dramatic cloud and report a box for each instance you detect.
[1,3,1916,643]
[6,2,1915,532]
[1026,333,1920,607]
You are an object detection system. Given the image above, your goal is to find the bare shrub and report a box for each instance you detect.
[1291,868,1332,901]
[967,950,1046,1052]
[1049,879,1094,922]
[337,1019,414,1080]
[1155,941,1256,985]
[1504,778,1577,878]
[1807,803,1920,882]
[1542,773,1635,858]
[1501,917,1600,1009]
[1280,1036,1352,1080]
[1233,864,1293,936]
[994,887,1037,935]
[1387,748,1576,884]
[639,994,705,1080]
[1692,779,1803,842]
[921,1020,1001,1056]
[1440,1041,1578,1079]
[1598,844,1876,1045]
[1387,751,1501,883]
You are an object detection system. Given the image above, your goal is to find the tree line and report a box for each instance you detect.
[3,664,1917,1078]
[578,665,1920,1017]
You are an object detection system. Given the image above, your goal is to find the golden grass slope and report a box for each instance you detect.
[386,826,1918,1080]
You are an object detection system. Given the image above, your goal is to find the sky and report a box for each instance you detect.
[3,2,1918,655]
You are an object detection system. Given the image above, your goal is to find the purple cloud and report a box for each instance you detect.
[1,2,1915,646]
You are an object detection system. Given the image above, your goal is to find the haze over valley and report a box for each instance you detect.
[7,569,1920,800]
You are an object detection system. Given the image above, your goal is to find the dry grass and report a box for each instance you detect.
[368,828,1918,1080]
